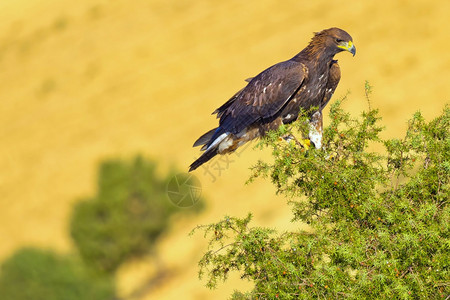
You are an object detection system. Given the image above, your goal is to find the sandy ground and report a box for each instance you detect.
[0,0,448,298]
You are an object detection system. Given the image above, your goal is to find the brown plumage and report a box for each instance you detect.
[189,28,355,172]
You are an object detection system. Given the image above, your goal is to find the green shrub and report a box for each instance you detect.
[0,248,115,300]
[71,156,203,273]
[193,87,449,299]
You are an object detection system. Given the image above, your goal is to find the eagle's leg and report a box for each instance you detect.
[308,111,323,149]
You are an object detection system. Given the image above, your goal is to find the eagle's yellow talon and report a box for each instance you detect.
[301,139,311,150]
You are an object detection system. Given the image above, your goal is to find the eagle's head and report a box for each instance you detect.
[313,28,356,57]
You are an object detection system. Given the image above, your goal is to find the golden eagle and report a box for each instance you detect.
[189,28,355,171]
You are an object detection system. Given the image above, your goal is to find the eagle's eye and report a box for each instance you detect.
[335,38,344,43]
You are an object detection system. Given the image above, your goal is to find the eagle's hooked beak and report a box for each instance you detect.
[338,40,356,56]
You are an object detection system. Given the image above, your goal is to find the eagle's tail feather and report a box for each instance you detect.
[193,128,217,148]
[189,147,219,172]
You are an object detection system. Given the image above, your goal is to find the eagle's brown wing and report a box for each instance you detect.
[216,60,307,136]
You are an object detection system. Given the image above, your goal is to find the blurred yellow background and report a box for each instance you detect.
[0,0,448,299]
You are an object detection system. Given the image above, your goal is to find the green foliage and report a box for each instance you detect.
[0,248,115,300]
[71,156,203,273]
[194,87,449,299]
